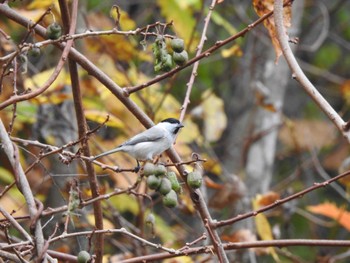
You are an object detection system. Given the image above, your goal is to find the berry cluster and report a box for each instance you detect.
[143,163,182,208]
[152,36,188,73]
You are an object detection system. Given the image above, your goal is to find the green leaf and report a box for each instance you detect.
[157,0,196,41]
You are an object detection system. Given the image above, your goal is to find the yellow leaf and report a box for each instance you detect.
[0,167,15,184]
[253,0,292,62]
[221,44,243,58]
[157,0,197,47]
[110,195,139,215]
[252,195,279,261]
[307,202,350,231]
[28,0,57,9]
[86,214,115,230]
[110,8,136,31]
[24,68,69,91]
[84,110,124,128]
[31,92,72,105]
[151,212,178,244]
[200,90,227,142]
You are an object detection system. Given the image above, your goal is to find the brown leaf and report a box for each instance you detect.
[258,191,280,207]
[209,175,246,209]
[222,229,256,243]
[253,0,292,62]
[340,80,350,105]
[279,119,337,150]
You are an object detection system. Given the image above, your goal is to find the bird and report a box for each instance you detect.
[92,118,184,165]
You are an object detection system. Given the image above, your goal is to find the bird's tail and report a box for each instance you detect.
[93,147,122,160]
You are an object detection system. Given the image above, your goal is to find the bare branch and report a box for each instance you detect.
[273,0,350,141]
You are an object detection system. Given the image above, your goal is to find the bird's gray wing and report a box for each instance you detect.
[121,126,165,146]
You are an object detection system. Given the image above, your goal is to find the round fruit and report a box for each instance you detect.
[77,250,91,263]
[170,38,185,53]
[28,45,41,58]
[46,22,62,40]
[18,53,27,63]
[163,190,178,208]
[147,174,161,190]
[143,163,156,177]
[158,178,172,195]
[187,171,202,189]
[167,172,181,193]
[154,164,167,176]
[173,50,188,66]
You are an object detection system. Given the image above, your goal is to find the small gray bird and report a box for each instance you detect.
[93,118,184,162]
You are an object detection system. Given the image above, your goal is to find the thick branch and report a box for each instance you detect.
[0,120,46,260]
[58,0,104,262]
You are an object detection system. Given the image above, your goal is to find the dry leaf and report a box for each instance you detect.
[307,202,350,231]
[222,229,257,243]
[253,0,292,63]
[252,195,279,261]
[194,90,227,142]
[258,191,280,207]
[340,80,350,105]
[209,175,246,209]
[279,119,336,150]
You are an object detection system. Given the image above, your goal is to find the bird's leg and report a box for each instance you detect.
[134,160,141,173]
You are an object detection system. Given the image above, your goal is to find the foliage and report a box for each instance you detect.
[1,0,350,262]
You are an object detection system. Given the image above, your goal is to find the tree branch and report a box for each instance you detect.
[273,0,350,141]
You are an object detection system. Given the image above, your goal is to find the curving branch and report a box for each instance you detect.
[273,0,350,142]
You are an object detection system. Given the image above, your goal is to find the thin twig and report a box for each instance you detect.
[0,207,33,243]
[179,0,217,122]
[213,169,350,228]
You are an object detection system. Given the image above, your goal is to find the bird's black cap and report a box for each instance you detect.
[161,118,181,124]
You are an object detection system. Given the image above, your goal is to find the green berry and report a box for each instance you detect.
[163,190,178,208]
[143,163,156,177]
[77,250,91,263]
[170,38,185,53]
[167,172,181,193]
[187,171,202,189]
[154,164,167,176]
[158,178,172,195]
[173,50,188,66]
[28,45,41,58]
[147,174,161,190]
[46,22,62,40]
